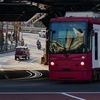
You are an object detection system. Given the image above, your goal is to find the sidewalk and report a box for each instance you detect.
[0,43,15,54]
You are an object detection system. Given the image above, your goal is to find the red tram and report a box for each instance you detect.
[48,12,100,81]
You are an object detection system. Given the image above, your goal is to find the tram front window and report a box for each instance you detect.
[49,21,87,54]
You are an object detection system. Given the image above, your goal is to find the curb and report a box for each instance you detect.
[0,49,15,54]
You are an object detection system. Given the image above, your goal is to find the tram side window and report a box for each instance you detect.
[87,32,92,52]
[87,22,93,52]
[95,32,98,60]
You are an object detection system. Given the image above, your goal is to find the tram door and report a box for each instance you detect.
[92,24,100,68]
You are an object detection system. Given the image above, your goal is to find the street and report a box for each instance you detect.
[0,33,100,100]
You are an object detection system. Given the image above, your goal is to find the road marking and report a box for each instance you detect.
[4,59,8,62]
[30,70,43,78]
[9,70,43,80]
[0,67,9,79]
[0,61,9,79]
[61,93,86,100]
[4,75,9,79]
[30,58,39,65]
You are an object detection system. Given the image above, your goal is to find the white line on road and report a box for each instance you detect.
[30,58,40,65]
[4,59,8,62]
[0,60,9,79]
[61,93,86,100]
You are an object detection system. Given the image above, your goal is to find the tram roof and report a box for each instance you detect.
[50,17,100,24]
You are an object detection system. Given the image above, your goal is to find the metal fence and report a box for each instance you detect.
[0,44,15,53]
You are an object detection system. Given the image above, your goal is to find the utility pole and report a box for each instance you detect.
[0,22,3,51]
[14,22,18,47]
[14,22,21,47]
[5,22,8,51]
[44,28,49,65]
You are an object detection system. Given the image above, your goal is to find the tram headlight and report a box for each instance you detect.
[80,62,85,66]
[50,62,54,66]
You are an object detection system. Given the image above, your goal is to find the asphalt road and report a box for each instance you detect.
[0,33,100,100]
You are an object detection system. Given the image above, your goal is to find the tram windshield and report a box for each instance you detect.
[49,21,89,54]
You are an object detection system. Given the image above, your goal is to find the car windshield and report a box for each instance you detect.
[41,30,46,32]
[16,48,26,51]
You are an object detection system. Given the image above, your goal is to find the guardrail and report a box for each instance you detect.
[0,44,15,54]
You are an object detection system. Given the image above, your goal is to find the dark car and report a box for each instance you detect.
[15,46,30,60]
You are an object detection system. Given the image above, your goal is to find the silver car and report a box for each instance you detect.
[38,30,46,38]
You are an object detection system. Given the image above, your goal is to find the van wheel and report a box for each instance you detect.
[28,56,30,59]
[25,56,27,60]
